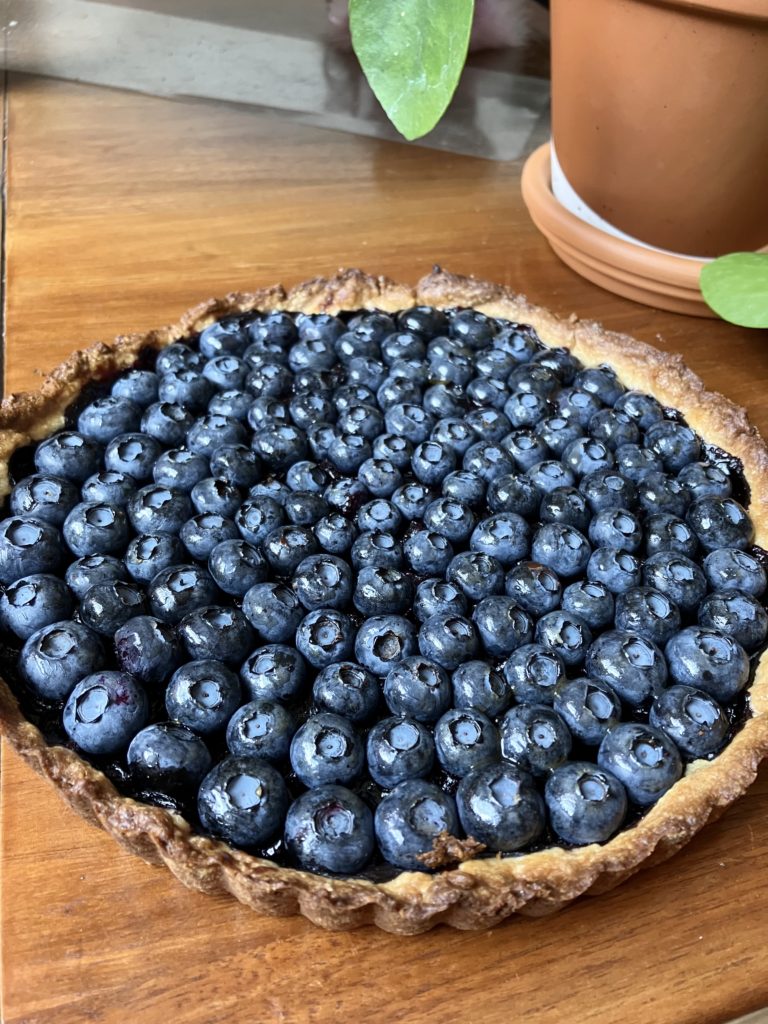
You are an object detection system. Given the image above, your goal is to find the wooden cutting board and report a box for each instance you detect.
[3,74,768,1024]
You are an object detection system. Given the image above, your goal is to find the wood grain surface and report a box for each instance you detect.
[2,73,768,1024]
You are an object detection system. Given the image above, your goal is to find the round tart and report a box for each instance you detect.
[0,269,766,935]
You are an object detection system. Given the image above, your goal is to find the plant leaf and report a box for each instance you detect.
[700,252,768,329]
[349,0,474,141]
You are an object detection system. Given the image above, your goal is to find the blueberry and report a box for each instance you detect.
[114,615,183,686]
[615,443,663,483]
[614,586,682,646]
[446,551,505,601]
[561,580,615,630]
[644,513,699,558]
[247,396,290,432]
[686,496,753,552]
[497,432,546,474]
[586,630,667,704]
[677,461,732,501]
[210,444,261,489]
[125,533,186,584]
[61,502,127,559]
[423,497,475,544]
[203,354,248,391]
[473,596,533,657]
[81,470,136,508]
[588,408,640,451]
[449,662,509,719]
[508,364,559,399]
[504,561,562,616]
[375,780,459,871]
[365,717,434,788]
[563,437,614,477]
[398,305,448,338]
[357,498,403,535]
[404,529,453,576]
[698,590,768,653]
[539,486,590,532]
[166,659,241,734]
[63,669,148,755]
[442,469,487,507]
[391,481,435,520]
[240,582,302,644]
[155,342,203,375]
[205,539,266,598]
[580,468,637,513]
[503,643,566,704]
[235,495,284,545]
[0,574,74,640]
[314,513,358,555]
[573,366,624,406]
[249,480,291,506]
[295,609,356,668]
[10,473,79,527]
[127,722,212,791]
[642,551,707,613]
[198,755,289,848]
[644,421,701,472]
[598,723,682,805]
[432,420,475,458]
[588,508,642,553]
[290,712,364,788]
[240,644,307,702]
[104,432,162,481]
[465,407,510,443]
[499,703,572,776]
[545,762,627,844]
[0,516,64,584]
[80,580,148,636]
[649,685,729,758]
[179,605,254,665]
[494,325,539,363]
[534,609,592,668]
[34,431,102,483]
[148,565,221,625]
[251,423,308,471]
[246,362,292,399]
[324,477,371,517]
[193,477,242,518]
[457,764,544,851]
[434,707,500,777]
[412,579,467,623]
[354,614,417,676]
[180,513,239,561]
[128,485,193,536]
[338,402,385,440]
[310,661,378,723]
[112,369,159,407]
[353,566,413,617]
[531,523,591,579]
[250,311,298,346]
[587,547,642,595]
[372,433,413,470]
[555,387,603,427]
[262,526,318,575]
[383,656,451,723]
[470,512,530,569]
[505,390,553,429]
[158,369,215,411]
[418,613,479,671]
[19,620,104,702]
[553,677,622,746]
[226,700,296,762]
[289,555,351,612]
[66,554,128,599]
[141,402,194,446]
[464,440,517,482]
[636,471,690,518]
[614,390,664,430]
[486,473,540,518]
[466,377,508,410]
[703,547,767,597]
[297,312,345,343]
[209,389,253,422]
[285,784,374,874]
[199,318,249,358]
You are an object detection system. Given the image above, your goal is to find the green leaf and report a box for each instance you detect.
[700,252,768,329]
[349,0,474,141]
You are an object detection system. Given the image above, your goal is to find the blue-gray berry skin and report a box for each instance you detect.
[375,780,459,871]
[614,586,682,647]
[539,486,590,533]
[240,644,307,703]
[312,662,380,723]
[19,620,105,702]
[413,578,468,623]
[561,580,615,631]
[295,609,357,668]
[580,468,638,514]
[383,656,451,723]
[587,547,642,595]
[63,671,149,755]
[10,473,79,527]
[225,700,297,762]
[153,448,209,490]
[198,755,290,848]
[114,615,184,686]
[698,590,768,653]
[452,660,512,717]
[112,369,159,407]
[665,627,750,702]
[446,551,505,602]
[241,582,303,643]
[81,470,137,508]
[179,605,255,665]
[180,513,239,561]
[289,713,364,788]
[127,722,212,791]
[545,762,628,845]
[434,707,500,777]
[357,497,403,534]
[457,764,545,851]
[78,396,142,443]
[127,485,193,535]
[423,497,475,544]
[208,539,268,597]
[636,471,690,518]
[165,660,241,735]
[703,548,767,597]
[486,472,540,517]
[473,596,533,658]
[644,513,699,558]
[366,716,435,788]
[614,390,664,430]
[649,685,729,759]
[105,432,162,481]
[350,530,403,571]
[586,629,667,705]
[686,496,753,552]
[125,533,186,584]
[66,554,127,600]
[63,502,130,558]
[235,495,285,546]
[292,555,353,611]
[34,431,102,483]
[504,561,562,617]
[193,477,242,518]
[470,513,530,568]
[353,566,413,617]
[80,581,148,637]
[644,421,701,472]
[588,508,642,553]
[0,574,73,640]
[354,614,417,676]
[503,643,566,705]
[642,551,707,613]
[677,461,732,501]
[614,443,663,483]
[403,529,454,576]
[141,402,194,446]
[553,677,622,746]
[534,610,593,668]
[500,703,572,777]
[285,785,374,875]
[598,723,682,806]
[0,516,64,585]
[417,613,479,671]
[531,523,591,579]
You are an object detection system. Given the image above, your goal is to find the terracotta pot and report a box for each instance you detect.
[551,0,768,257]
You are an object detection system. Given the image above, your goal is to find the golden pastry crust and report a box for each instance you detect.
[1,268,767,935]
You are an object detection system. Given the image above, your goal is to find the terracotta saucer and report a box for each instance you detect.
[521,142,731,317]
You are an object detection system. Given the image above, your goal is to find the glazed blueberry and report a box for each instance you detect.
[262,525,318,575]
[209,444,261,489]
[125,533,185,584]
[114,615,183,685]
[291,555,352,612]
[240,644,306,703]
[250,311,299,347]
[353,566,413,617]
[450,661,509,718]
[545,762,627,845]
[636,472,690,518]
[324,477,371,517]
[563,438,614,478]
[226,700,296,762]
[155,342,202,375]
[377,376,421,410]
[365,717,433,788]
[354,614,417,676]
[411,579,466,623]
[310,662,378,723]
[587,547,642,595]
[80,580,147,636]
[614,586,682,646]
[535,415,584,458]
[486,473,540,518]
[598,723,682,806]
[81,471,136,508]
[383,656,451,723]
[285,784,374,875]
[247,397,290,432]
[465,407,510,443]
[297,312,345,344]
[206,539,266,597]
[127,722,212,791]
[644,513,699,558]
[553,677,622,746]
[417,613,479,671]
[698,590,768,653]
[66,554,128,599]
[179,605,254,665]
[0,517,64,584]
[0,574,73,640]
[127,485,193,535]
[586,630,667,704]
[643,551,707,613]
[539,487,590,533]
[166,659,241,734]
[10,474,79,527]
[62,502,127,559]
[241,583,303,644]
[503,643,566,704]
[112,369,159,407]
[434,708,500,777]
[473,596,533,657]
[338,403,385,441]
[466,378,509,411]
[391,482,434,520]
[588,408,640,451]
[447,551,505,602]
[199,318,249,358]
[140,402,194,446]
[649,685,729,758]
[180,513,239,561]
[314,513,358,555]
[494,324,540,363]
[290,712,364,788]
[423,498,475,544]
[686,496,753,552]
[34,431,102,483]
[251,423,308,471]
[531,346,582,383]
[404,530,453,576]
[588,508,642,553]
[148,565,221,626]
[432,421,475,458]
[249,480,292,506]
[498,432,547,474]
[286,461,331,495]
[375,780,459,871]
[209,388,253,422]
[63,671,149,755]
[614,390,664,430]
[190,478,240,519]
[505,390,553,429]
[295,609,356,668]
[19,620,104,702]
[580,468,637,514]
[644,421,701,472]
[573,366,624,406]
[458,764,545,851]
[357,499,402,535]
[104,432,162,481]
[677,461,732,501]
[246,362,292,400]
[188,415,248,458]
[235,495,284,545]
[561,580,615,630]
[202,354,247,391]
[470,513,530,568]
[358,458,402,497]
[703,547,767,596]
[555,387,603,427]
[158,369,214,411]
[463,440,517,484]
[372,433,413,470]
[398,305,449,338]
[534,609,592,668]
[531,523,591,579]
[499,703,572,777]
[504,561,562,617]
[451,308,497,348]
[198,755,290,848]
[614,443,663,483]
[508,363,559,399]
[351,531,403,571]
[442,469,487,507]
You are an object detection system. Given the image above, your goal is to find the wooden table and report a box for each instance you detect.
[2,72,768,1024]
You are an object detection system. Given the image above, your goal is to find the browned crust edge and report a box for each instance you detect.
[1,267,767,935]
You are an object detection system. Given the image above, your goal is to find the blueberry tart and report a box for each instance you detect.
[1,268,767,934]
